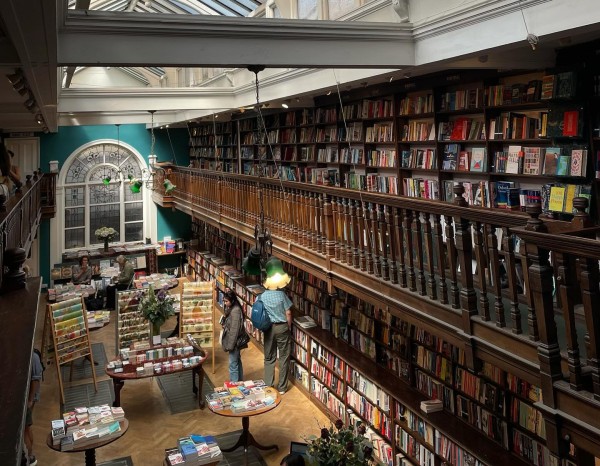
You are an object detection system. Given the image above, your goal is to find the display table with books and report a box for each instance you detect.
[164,434,223,466]
[206,380,281,459]
[105,337,208,409]
[47,404,128,466]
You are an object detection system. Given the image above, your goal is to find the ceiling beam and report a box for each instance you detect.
[57,10,415,68]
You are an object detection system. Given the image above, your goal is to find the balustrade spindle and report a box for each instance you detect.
[423,213,436,300]
[332,197,341,261]
[487,226,505,327]
[473,221,490,321]
[309,192,317,250]
[394,207,407,288]
[379,205,390,282]
[298,191,307,247]
[350,200,360,270]
[578,257,600,400]
[445,218,460,309]
[413,213,426,295]
[403,209,417,292]
[370,203,382,278]
[322,193,335,259]
[340,199,348,264]
[316,194,324,254]
[292,190,301,243]
[501,227,522,334]
[356,201,367,272]
[364,202,375,275]
[432,214,447,304]
[556,252,583,390]
[454,213,477,334]
[345,200,353,266]
[384,206,397,284]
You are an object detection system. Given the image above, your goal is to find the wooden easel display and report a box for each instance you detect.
[115,289,151,356]
[48,297,97,403]
[180,280,216,373]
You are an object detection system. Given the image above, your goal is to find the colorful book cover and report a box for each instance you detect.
[548,186,566,212]
[562,110,579,137]
[543,147,561,175]
[556,155,571,176]
[470,147,487,172]
[505,146,523,174]
[457,150,470,171]
[522,147,543,175]
[442,144,459,171]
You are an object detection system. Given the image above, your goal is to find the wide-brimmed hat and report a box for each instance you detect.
[263,257,291,290]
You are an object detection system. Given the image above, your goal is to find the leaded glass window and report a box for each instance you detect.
[63,142,145,250]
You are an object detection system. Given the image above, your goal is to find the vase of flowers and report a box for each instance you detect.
[305,420,374,466]
[139,285,176,343]
[95,226,118,252]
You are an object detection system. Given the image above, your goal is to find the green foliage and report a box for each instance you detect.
[139,285,176,327]
[305,420,375,466]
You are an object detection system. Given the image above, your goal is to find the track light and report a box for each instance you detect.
[17,87,29,97]
[7,71,22,86]
[281,100,289,109]
[25,97,36,109]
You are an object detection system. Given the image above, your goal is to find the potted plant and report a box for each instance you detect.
[139,285,176,343]
[95,226,118,252]
[305,420,375,466]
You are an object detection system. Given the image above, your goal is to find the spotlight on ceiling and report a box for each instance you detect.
[7,70,23,86]
[281,100,290,109]
[326,90,332,96]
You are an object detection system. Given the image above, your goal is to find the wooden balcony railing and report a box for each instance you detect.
[161,166,600,456]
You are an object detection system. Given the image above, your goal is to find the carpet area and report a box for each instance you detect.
[60,342,108,382]
[156,370,214,415]
[214,430,269,466]
[62,379,115,413]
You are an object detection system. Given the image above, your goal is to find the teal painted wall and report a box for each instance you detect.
[38,124,190,284]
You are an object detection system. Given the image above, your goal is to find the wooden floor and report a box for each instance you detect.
[32,290,329,466]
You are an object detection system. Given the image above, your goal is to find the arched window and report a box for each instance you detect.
[62,141,146,250]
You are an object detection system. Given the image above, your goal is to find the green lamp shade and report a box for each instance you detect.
[263,257,291,290]
[130,180,142,194]
[242,247,262,276]
[102,176,111,186]
[163,179,176,194]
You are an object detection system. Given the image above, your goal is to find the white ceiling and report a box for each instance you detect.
[1,0,600,134]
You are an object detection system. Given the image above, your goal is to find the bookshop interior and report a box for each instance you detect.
[3,1,600,466]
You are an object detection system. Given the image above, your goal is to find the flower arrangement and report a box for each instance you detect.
[139,285,176,332]
[305,420,375,466]
[95,226,118,242]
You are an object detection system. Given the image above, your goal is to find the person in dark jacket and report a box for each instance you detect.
[221,289,246,382]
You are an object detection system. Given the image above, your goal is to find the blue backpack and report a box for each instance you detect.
[250,295,272,331]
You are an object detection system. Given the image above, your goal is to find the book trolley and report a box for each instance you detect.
[48,297,98,403]
[180,280,216,373]
[115,289,151,356]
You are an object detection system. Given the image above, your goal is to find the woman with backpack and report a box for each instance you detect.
[220,289,249,382]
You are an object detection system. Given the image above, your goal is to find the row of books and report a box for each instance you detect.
[52,405,125,450]
[493,146,588,177]
[205,379,276,412]
[166,434,223,466]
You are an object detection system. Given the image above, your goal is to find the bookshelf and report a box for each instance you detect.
[185,66,599,223]
[189,121,236,173]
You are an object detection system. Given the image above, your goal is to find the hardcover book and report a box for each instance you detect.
[569,148,586,177]
[543,147,561,175]
[505,146,523,174]
[522,147,544,175]
[442,144,459,170]
[549,185,566,212]
[470,147,487,172]
[556,155,571,176]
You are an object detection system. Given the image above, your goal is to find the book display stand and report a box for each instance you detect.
[115,290,151,356]
[48,297,98,403]
[180,281,216,373]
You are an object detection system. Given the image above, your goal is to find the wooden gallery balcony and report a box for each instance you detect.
[0,172,55,465]
[155,166,600,458]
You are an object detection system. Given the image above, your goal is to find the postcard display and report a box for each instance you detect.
[48,297,98,403]
[180,280,216,373]
[115,289,151,356]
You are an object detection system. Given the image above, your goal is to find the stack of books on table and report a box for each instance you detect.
[165,434,223,465]
[420,399,443,414]
[52,405,126,450]
[205,379,277,413]
[87,310,110,328]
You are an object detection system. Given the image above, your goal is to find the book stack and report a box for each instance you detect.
[166,434,223,466]
[295,315,317,329]
[51,419,66,446]
[420,399,443,414]
[58,405,125,451]
[205,380,277,413]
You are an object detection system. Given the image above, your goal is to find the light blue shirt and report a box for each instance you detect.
[260,290,292,323]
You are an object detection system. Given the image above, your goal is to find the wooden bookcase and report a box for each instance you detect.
[187,64,599,222]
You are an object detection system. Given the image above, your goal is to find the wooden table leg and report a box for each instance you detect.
[84,447,96,466]
[221,416,278,454]
[112,379,124,407]
[193,366,206,409]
